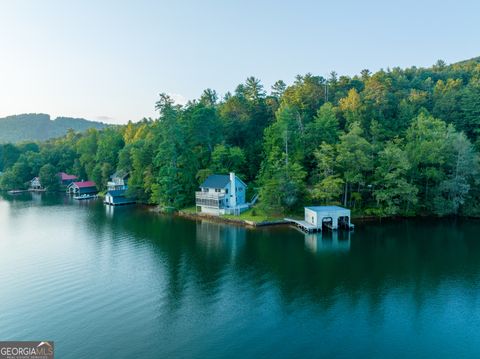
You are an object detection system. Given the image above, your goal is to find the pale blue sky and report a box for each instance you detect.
[0,0,479,123]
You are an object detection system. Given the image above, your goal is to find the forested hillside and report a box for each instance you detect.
[0,113,107,143]
[1,58,480,217]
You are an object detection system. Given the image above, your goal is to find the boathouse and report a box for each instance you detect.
[104,171,135,206]
[286,206,354,232]
[304,206,353,230]
[104,189,135,206]
[67,181,97,195]
[30,177,43,191]
[195,172,249,215]
[58,172,78,186]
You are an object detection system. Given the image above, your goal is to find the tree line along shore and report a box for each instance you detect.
[1,58,480,219]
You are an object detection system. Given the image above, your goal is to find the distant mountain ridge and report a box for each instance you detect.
[0,113,108,143]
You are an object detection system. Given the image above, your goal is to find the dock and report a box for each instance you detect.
[104,200,136,206]
[284,218,321,233]
[74,194,98,200]
[7,189,29,194]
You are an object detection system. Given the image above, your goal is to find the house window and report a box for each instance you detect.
[239,187,243,192]
[226,189,228,194]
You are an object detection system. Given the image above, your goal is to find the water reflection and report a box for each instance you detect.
[3,193,480,306]
[3,194,480,358]
[196,220,246,260]
[304,230,351,253]
[30,192,43,204]
[105,203,114,218]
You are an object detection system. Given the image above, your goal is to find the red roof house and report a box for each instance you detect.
[58,172,78,185]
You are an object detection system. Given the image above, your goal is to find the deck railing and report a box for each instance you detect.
[107,181,127,191]
[195,192,225,208]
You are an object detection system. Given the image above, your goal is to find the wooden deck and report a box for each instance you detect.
[284,218,321,233]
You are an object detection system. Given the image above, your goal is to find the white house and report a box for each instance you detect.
[196,172,248,215]
[30,177,43,191]
[107,171,129,191]
[104,171,135,206]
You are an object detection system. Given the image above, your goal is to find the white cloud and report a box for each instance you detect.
[95,115,115,123]
[168,93,189,106]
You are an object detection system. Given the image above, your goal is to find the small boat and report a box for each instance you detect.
[7,189,28,194]
[73,193,98,200]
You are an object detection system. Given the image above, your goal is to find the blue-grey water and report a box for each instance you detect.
[1,193,480,358]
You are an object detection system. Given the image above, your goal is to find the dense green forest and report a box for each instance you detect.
[0,113,107,143]
[1,58,480,217]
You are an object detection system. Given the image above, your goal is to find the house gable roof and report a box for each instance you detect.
[235,176,248,188]
[110,170,129,180]
[200,174,247,189]
[200,175,230,189]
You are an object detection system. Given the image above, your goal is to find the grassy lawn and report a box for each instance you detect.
[179,205,302,224]
[222,207,284,223]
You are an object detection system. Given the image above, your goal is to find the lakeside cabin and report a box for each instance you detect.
[30,177,44,191]
[67,181,97,195]
[29,172,77,192]
[59,172,78,186]
[104,171,135,206]
[286,206,354,233]
[195,172,248,216]
[107,171,128,190]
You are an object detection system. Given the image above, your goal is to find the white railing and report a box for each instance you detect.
[195,192,225,208]
[108,182,127,191]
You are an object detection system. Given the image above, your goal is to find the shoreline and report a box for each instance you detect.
[149,206,289,228]
[149,205,480,229]
[177,209,289,228]
[2,192,479,227]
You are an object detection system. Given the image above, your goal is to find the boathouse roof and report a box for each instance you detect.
[305,206,349,212]
[106,189,126,197]
[72,181,96,188]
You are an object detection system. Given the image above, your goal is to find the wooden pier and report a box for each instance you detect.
[284,218,322,233]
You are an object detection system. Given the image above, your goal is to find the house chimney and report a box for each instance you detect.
[230,172,237,208]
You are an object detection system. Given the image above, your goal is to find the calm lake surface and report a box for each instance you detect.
[1,193,480,358]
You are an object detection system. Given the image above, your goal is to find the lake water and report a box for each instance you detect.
[1,193,480,358]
